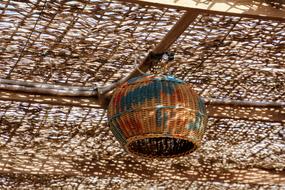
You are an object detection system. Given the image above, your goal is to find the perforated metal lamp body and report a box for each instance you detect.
[107,75,207,158]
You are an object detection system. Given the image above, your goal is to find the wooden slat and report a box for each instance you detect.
[123,0,285,21]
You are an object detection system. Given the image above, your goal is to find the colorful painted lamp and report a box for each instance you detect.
[108,75,207,158]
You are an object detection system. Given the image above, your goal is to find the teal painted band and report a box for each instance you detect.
[127,75,184,85]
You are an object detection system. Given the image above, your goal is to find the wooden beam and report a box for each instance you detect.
[152,11,199,53]
[99,11,199,94]
[123,0,285,21]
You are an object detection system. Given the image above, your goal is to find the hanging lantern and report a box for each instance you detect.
[108,75,207,158]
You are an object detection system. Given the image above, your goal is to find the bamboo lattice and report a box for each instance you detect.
[0,0,284,189]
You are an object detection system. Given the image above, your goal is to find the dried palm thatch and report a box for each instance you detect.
[0,0,285,189]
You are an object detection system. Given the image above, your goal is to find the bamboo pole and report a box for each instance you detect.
[0,90,101,108]
[1,79,284,108]
[0,78,97,97]
[0,80,284,122]
[206,98,285,108]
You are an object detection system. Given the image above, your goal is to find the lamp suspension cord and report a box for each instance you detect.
[134,51,175,76]
[134,53,147,75]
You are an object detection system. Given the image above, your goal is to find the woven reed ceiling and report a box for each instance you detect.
[0,0,285,189]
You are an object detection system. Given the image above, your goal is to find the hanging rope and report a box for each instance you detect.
[134,51,175,76]
[148,51,175,75]
[134,53,147,75]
